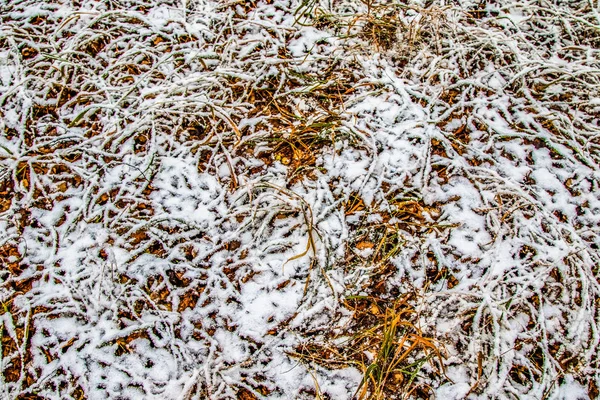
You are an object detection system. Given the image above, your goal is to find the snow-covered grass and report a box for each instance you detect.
[1,0,599,398]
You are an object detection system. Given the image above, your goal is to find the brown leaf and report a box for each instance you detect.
[356,241,374,250]
[237,388,258,400]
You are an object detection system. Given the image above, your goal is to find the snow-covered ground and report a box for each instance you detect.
[1,0,599,398]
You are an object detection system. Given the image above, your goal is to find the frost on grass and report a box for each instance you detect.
[1,0,600,399]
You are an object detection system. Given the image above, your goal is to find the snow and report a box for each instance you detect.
[1,0,599,398]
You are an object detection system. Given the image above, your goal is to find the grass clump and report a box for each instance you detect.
[292,295,445,399]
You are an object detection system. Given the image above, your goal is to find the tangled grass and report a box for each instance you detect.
[1,0,599,399]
